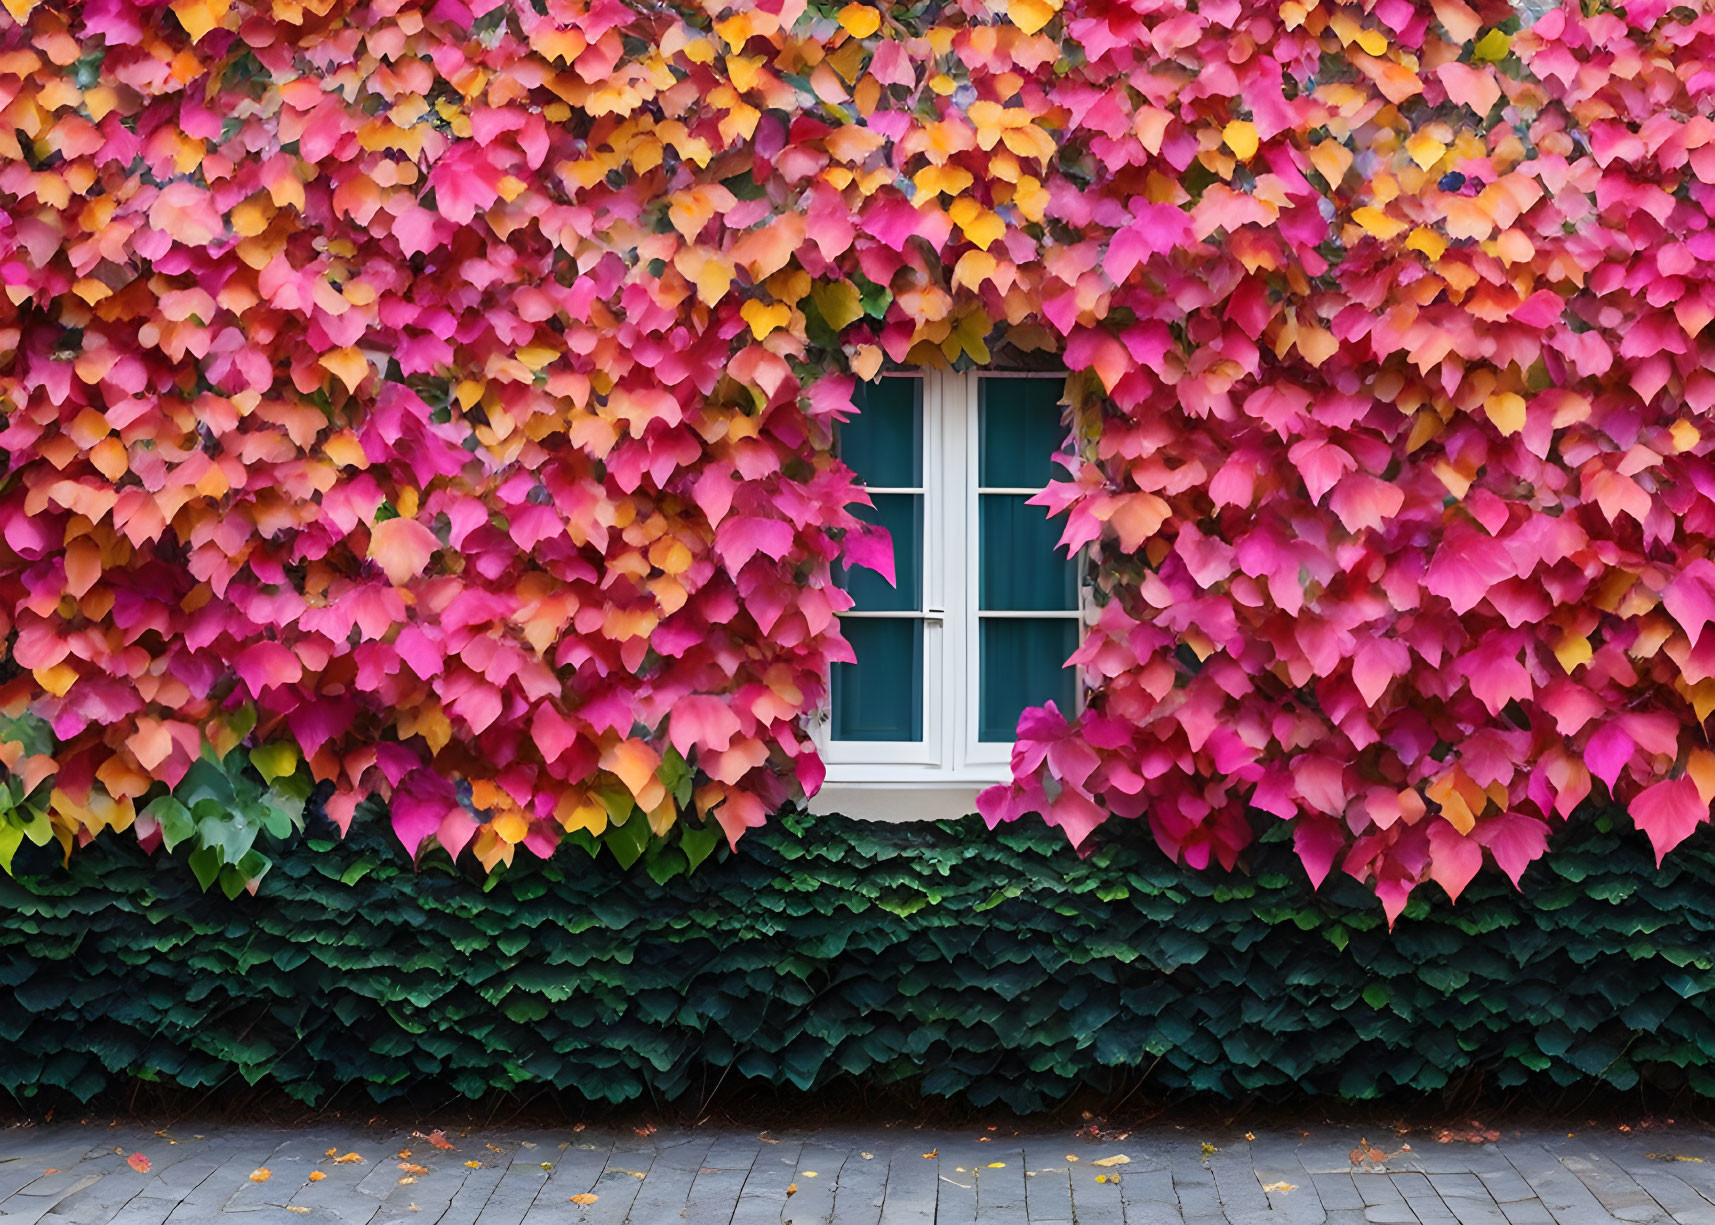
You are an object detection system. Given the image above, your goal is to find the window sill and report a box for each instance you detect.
[809,771,1010,822]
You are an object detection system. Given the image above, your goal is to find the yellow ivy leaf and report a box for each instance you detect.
[1006,0,1060,34]
[170,0,231,42]
[34,663,78,697]
[1309,140,1353,187]
[1405,131,1447,171]
[1473,28,1511,61]
[1406,226,1447,262]
[1673,420,1702,452]
[517,345,558,371]
[811,281,863,332]
[1223,120,1259,162]
[1554,631,1592,674]
[836,2,879,36]
[1353,27,1387,55]
[1352,207,1406,242]
[1484,392,1526,436]
[318,347,370,395]
[249,742,299,783]
[492,811,529,844]
[740,299,791,340]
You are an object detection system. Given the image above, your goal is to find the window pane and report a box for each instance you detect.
[979,619,1078,742]
[980,494,1077,611]
[845,494,922,612]
[843,377,922,489]
[832,618,924,741]
[979,377,1066,489]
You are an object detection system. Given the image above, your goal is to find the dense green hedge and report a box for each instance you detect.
[3,808,1714,1112]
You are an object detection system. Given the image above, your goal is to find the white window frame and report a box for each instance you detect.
[811,369,1086,822]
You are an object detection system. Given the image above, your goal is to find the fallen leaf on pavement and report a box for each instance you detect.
[127,1154,151,1174]
[786,1183,798,1196]
[398,1176,417,1185]
[464,1161,481,1169]
[922,1149,937,1159]
[987,1162,1006,1168]
[803,1171,818,1177]
[1067,1155,1079,1162]
[570,1193,597,1204]
[1092,1155,1129,1167]
[287,1206,310,1214]
[861,1152,873,1160]
[333,1154,364,1164]
[399,1163,427,1175]
[1263,1181,1298,1193]
[250,1169,271,1183]
[308,1172,327,1182]
[43,1169,60,1175]
[1648,1153,1707,1162]
[422,1130,455,1151]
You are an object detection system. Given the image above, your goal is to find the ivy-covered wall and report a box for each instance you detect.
[4,809,1714,1111]
[7,0,1715,915]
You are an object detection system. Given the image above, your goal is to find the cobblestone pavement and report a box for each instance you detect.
[4,1118,1714,1224]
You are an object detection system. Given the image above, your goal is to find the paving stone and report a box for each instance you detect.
[1499,1144,1622,1225]
[874,1140,936,1225]
[1394,1173,1460,1223]
[1551,1149,1674,1224]
[730,1140,803,1225]
[1315,1175,1367,1211]
[778,1140,846,1225]
[621,1134,714,1225]
[1207,1146,1270,1223]
[1628,1171,1715,1225]
[1017,1142,1073,1225]
[1062,1163,1123,1225]
[831,1146,889,1225]
[1477,1171,1538,1205]
[1497,1202,1556,1225]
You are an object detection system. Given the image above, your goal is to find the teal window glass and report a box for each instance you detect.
[833,376,925,742]
[843,377,922,489]
[832,619,925,742]
[980,378,1067,488]
[978,376,1078,741]
[979,619,1079,742]
[980,495,1076,611]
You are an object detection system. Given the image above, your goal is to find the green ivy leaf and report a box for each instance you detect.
[144,796,195,852]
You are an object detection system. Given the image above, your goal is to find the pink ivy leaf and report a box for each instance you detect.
[669,695,742,756]
[1474,812,1549,889]
[1584,723,1636,794]
[843,523,896,586]
[1294,816,1347,890]
[233,642,302,699]
[1629,777,1709,867]
[1426,819,1484,903]
[714,516,793,575]
[1425,527,1515,615]
[1043,786,1106,851]
[368,517,439,586]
